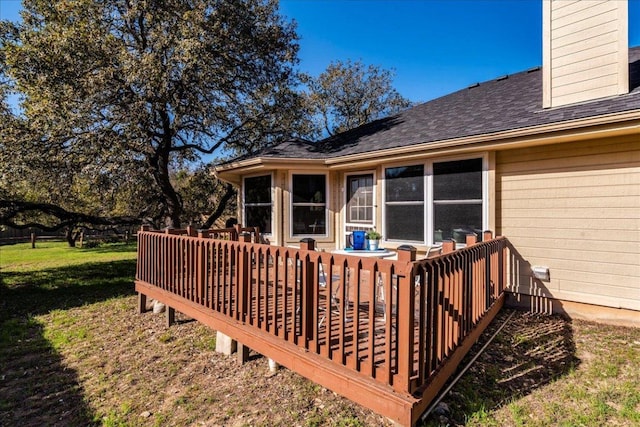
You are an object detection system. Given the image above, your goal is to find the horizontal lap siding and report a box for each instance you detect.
[545,0,627,107]
[496,136,640,311]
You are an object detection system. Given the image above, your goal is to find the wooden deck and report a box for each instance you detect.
[135,227,506,426]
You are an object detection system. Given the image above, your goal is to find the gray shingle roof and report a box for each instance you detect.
[235,46,640,162]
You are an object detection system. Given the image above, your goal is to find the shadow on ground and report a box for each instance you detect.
[422,309,579,426]
[0,259,136,318]
[0,258,136,426]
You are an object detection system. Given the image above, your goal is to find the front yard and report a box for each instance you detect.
[0,241,638,426]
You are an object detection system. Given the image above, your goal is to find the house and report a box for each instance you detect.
[215,0,639,326]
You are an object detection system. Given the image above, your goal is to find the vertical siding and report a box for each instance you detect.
[496,136,640,311]
[543,0,628,108]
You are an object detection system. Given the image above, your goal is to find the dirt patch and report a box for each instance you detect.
[2,278,638,427]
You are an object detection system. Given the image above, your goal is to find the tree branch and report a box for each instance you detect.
[0,200,141,231]
[201,183,236,229]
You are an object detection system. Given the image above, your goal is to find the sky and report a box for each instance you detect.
[1,0,640,104]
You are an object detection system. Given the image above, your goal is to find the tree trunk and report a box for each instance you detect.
[65,227,77,247]
[150,143,182,229]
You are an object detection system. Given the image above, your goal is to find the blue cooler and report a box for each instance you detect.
[351,230,366,250]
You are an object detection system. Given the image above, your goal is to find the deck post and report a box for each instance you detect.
[396,246,416,393]
[442,240,456,254]
[237,343,251,364]
[397,245,417,262]
[465,234,477,246]
[299,238,315,349]
[166,306,175,327]
[299,238,315,251]
[137,293,148,314]
[234,224,244,241]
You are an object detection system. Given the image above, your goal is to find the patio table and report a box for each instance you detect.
[330,248,396,259]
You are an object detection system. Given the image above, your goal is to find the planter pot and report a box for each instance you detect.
[368,239,379,251]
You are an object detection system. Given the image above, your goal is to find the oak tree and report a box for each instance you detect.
[1,0,304,229]
[304,60,412,136]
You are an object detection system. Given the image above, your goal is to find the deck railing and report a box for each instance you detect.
[135,227,507,424]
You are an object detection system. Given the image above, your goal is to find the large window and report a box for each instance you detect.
[346,174,374,225]
[292,174,326,235]
[383,158,485,244]
[384,165,424,241]
[433,158,483,243]
[244,175,272,234]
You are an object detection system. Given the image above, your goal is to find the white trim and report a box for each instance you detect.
[242,172,274,236]
[289,171,329,238]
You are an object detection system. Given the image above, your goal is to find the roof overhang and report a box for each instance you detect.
[214,109,640,183]
[214,157,326,185]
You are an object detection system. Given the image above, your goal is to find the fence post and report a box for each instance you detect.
[442,240,456,254]
[233,224,243,241]
[396,245,416,393]
[30,231,36,249]
[397,245,417,262]
[299,238,315,251]
[465,234,477,246]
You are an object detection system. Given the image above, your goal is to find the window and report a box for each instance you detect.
[383,157,485,245]
[433,158,483,243]
[384,165,424,241]
[292,174,326,235]
[244,175,272,234]
[346,174,374,225]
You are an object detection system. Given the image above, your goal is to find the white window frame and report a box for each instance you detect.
[344,171,376,229]
[243,173,274,236]
[289,172,329,238]
[382,154,488,246]
[382,163,427,244]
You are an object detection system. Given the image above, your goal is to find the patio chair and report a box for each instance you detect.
[318,262,346,327]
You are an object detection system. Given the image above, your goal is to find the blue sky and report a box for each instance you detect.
[2,0,640,103]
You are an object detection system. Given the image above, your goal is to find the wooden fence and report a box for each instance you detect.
[135,226,506,426]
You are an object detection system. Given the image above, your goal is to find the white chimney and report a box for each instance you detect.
[543,0,629,108]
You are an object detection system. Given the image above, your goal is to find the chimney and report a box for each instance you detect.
[543,0,629,108]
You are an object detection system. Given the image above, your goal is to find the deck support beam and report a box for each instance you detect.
[237,343,251,364]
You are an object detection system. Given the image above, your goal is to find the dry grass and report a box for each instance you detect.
[1,241,638,426]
